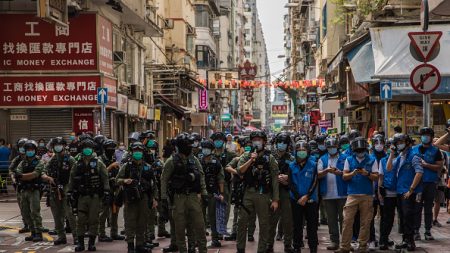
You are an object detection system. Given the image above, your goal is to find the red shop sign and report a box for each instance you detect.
[0,13,113,75]
[73,108,95,133]
[0,75,102,107]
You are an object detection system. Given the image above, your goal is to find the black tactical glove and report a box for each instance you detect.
[103,191,111,205]
[160,199,169,223]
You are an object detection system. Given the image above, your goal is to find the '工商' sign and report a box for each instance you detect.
[0,75,111,107]
[0,13,113,75]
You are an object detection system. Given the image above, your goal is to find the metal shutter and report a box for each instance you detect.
[103,110,112,138]
[29,109,73,142]
[9,110,30,143]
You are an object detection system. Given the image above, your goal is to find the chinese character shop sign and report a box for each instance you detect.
[0,75,104,107]
[199,88,208,110]
[73,108,94,133]
[0,13,113,75]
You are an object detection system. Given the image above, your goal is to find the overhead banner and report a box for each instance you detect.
[0,13,113,75]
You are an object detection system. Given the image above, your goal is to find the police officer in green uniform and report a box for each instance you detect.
[98,139,125,242]
[236,131,279,253]
[68,138,110,252]
[160,133,208,253]
[116,142,158,253]
[225,138,257,241]
[15,140,45,242]
[9,138,29,233]
[200,140,225,247]
[267,132,294,253]
[211,131,236,237]
[41,137,77,245]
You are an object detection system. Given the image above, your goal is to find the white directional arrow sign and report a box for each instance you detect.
[97,87,108,104]
[380,81,392,100]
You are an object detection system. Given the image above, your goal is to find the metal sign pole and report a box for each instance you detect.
[384,100,388,136]
[101,104,106,134]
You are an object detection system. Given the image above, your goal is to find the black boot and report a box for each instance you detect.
[248,235,255,242]
[136,245,151,253]
[75,236,85,252]
[111,234,125,240]
[98,235,113,242]
[266,245,274,253]
[54,237,67,245]
[162,244,178,253]
[225,233,236,241]
[25,232,34,241]
[32,232,43,242]
[127,242,135,253]
[19,226,30,233]
[87,236,96,251]
[237,249,245,253]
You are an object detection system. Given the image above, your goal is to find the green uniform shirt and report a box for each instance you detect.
[202,156,225,185]
[160,154,207,200]
[116,160,159,198]
[16,158,46,178]
[237,151,280,201]
[9,155,24,175]
[67,155,110,193]
[44,154,77,176]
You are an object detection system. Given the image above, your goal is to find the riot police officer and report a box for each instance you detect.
[267,133,294,253]
[93,135,106,157]
[200,140,225,247]
[98,139,125,242]
[68,138,110,252]
[191,132,202,159]
[236,131,279,253]
[116,142,158,253]
[121,132,141,165]
[15,140,45,242]
[160,133,208,253]
[41,137,77,245]
[9,138,29,233]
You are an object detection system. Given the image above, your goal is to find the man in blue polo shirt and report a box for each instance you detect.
[335,137,378,253]
[413,127,443,241]
[386,133,423,251]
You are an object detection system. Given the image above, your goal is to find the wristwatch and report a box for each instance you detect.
[409,187,415,192]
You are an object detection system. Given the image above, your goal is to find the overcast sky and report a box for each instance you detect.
[257,0,288,81]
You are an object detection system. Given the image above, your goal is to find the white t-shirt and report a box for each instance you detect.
[317,155,345,200]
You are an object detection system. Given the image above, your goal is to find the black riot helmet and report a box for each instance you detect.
[351,137,368,152]
[372,134,385,145]
[50,137,67,150]
[349,129,361,142]
[80,138,96,149]
[339,135,350,146]
[78,133,92,143]
[128,132,141,143]
[250,130,267,141]
[419,127,434,137]
[130,141,145,151]
[191,132,202,148]
[393,133,412,146]
[17,138,28,147]
[175,132,194,156]
[308,140,318,151]
[200,140,215,150]
[94,135,106,145]
[275,133,291,145]
[210,132,226,141]
[103,139,117,149]
[23,140,38,150]
[315,134,328,144]
[140,130,155,141]
[325,137,338,148]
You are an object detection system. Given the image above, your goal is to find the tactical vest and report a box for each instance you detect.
[10,155,24,172]
[244,151,272,194]
[202,156,221,194]
[18,158,41,190]
[216,152,231,183]
[123,161,153,202]
[73,158,102,195]
[47,155,71,185]
[170,154,201,194]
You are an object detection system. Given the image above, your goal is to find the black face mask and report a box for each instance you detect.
[178,146,192,156]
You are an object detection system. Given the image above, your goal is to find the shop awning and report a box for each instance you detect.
[370,24,450,79]
[180,75,206,90]
[328,32,370,74]
[155,93,189,117]
[347,40,377,84]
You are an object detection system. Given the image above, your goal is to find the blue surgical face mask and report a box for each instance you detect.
[276,143,288,151]
[39,143,45,147]
[26,150,35,157]
[328,147,338,156]
[202,148,212,156]
[244,146,252,152]
[69,136,75,141]
[296,150,308,159]
[375,144,384,152]
[132,151,143,160]
[214,140,224,149]
[82,148,93,156]
[318,144,326,151]
[421,135,431,144]
[19,147,25,154]
[147,140,156,148]
[54,145,63,153]
[397,143,406,152]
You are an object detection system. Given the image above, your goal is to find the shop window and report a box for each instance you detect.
[195,5,211,29]
[124,40,133,85]
[186,35,195,55]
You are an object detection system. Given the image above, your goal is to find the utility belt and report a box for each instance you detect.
[18,182,40,192]
[76,187,102,197]
[172,188,200,195]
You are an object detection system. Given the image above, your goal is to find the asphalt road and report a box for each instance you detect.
[1,193,450,253]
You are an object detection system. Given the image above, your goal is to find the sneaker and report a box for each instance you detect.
[424,232,434,240]
[378,243,389,250]
[158,231,171,238]
[48,230,57,235]
[224,233,236,241]
[395,241,407,250]
[368,241,377,251]
[407,240,416,251]
[433,220,442,228]
[162,245,178,253]
[209,240,221,248]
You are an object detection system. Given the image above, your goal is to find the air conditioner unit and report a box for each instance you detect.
[113,51,126,63]
[163,19,174,29]
[130,84,141,100]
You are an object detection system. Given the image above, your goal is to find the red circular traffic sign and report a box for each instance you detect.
[410,63,441,94]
